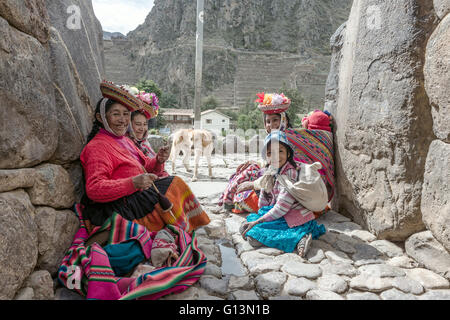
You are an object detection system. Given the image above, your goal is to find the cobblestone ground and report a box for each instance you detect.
[161,155,450,301]
[55,154,450,300]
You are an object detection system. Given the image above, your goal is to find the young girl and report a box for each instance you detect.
[218,94,293,212]
[240,131,326,257]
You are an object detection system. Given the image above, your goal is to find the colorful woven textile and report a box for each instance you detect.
[284,128,335,201]
[232,190,260,214]
[218,163,262,209]
[57,205,206,300]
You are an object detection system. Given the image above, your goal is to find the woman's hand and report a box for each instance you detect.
[157,145,170,164]
[132,173,158,190]
[239,221,259,239]
[236,181,255,193]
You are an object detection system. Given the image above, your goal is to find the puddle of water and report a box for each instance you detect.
[217,239,246,277]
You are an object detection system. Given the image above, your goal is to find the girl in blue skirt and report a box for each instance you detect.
[240,131,326,257]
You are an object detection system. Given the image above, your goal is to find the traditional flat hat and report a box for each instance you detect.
[255,92,291,114]
[100,80,159,119]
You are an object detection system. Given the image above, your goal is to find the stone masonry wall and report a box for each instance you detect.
[0,0,104,300]
[324,0,449,261]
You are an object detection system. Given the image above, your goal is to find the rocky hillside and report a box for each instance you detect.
[325,0,449,260]
[104,0,352,108]
[0,0,104,299]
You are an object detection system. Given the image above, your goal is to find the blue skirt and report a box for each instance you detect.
[246,206,326,253]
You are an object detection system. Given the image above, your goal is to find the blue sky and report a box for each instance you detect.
[92,0,154,35]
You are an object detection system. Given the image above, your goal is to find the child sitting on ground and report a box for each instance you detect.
[240,131,326,257]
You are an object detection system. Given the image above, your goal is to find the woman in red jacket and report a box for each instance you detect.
[79,81,210,233]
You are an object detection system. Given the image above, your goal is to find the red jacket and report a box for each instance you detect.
[80,131,165,203]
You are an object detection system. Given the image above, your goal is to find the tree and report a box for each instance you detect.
[135,79,165,129]
[236,97,263,131]
[220,109,238,122]
[159,92,178,109]
[201,96,219,112]
[278,84,307,128]
[135,79,162,98]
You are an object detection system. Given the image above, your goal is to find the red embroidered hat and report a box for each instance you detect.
[100,80,159,119]
[255,92,291,114]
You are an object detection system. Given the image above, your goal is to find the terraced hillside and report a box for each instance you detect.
[104,0,352,108]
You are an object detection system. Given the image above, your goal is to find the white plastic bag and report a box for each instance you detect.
[276,162,328,212]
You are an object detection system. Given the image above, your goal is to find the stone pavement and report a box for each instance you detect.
[161,154,450,300]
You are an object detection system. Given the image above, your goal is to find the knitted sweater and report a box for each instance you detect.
[258,162,316,228]
[80,130,165,203]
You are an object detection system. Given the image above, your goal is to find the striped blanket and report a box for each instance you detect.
[57,204,207,300]
[285,129,335,201]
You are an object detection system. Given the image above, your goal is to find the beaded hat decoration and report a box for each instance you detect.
[255,92,291,114]
[100,80,159,119]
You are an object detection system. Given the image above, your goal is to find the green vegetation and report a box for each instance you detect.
[201,96,220,112]
[236,97,264,131]
[159,92,178,109]
[278,83,308,128]
[262,41,273,50]
[135,79,171,128]
[135,79,162,98]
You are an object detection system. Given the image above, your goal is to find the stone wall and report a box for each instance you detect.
[0,0,104,300]
[325,0,449,255]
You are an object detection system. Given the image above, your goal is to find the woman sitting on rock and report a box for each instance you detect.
[79,81,210,233]
[239,131,326,257]
[127,109,169,178]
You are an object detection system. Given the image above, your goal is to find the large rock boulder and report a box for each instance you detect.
[434,0,450,19]
[0,190,39,300]
[424,14,450,143]
[421,140,450,251]
[20,270,55,300]
[46,0,104,164]
[421,14,450,252]
[0,169,37,193]
[324,22,346,116]
[0,0,104,169]
[0,0,49,44]
[405,231,450,280]
[26,163,75,209]
[325,0,437,240]
[35,207,79,275]
[0,15,58,169]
